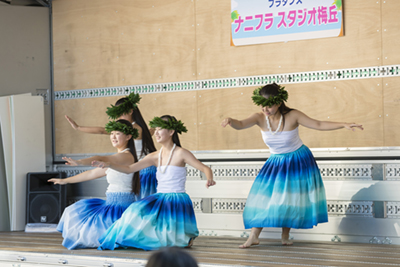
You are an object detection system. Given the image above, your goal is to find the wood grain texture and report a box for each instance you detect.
[195,0,382,79]
[383,77,400,146]
[1,232,400,266]
[55,97,119,154]
[382,0,400,66]
[55,92,198,154]
[197,79,383,150]
[52,0,196,91]
[52,0,399,153]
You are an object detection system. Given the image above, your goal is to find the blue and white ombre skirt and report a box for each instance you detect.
[57,192,136,250]
[138,166,157,200]
[243,145,328,229]
[98,192,199,251]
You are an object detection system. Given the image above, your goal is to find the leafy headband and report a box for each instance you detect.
[251,85,288,107]
[149,117,188,134]
[106,92,141,119]
[105,121,139,139]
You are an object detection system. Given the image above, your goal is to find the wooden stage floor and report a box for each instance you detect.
[0,232,400,267]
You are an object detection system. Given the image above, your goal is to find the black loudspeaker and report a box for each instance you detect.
[26,172,66,224]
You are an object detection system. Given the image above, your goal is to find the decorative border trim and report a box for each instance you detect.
[210,199,374,216]
[55,147,400,161]
[387,202,400,218]
[54,162,400,181]
[54,64,400,100]
[386,164,400,180]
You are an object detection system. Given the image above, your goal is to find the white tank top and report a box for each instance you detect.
[261,127,303,154]
[105,168,133,193]
[132,122,145,160]
[134,139,144,160]
[156,166,187,193]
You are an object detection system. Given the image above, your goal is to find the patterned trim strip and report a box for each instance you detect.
[54,163,400,181]
[54,65,400,100]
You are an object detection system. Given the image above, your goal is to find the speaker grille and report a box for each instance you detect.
[26,172,66,224]
[29,194,60,223]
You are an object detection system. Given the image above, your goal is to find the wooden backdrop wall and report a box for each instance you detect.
[52,0,400,155]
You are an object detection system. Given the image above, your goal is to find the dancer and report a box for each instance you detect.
[48,120,140,250]
[92,115,216,251]
[221,83,363,247]
[65,92,157,199]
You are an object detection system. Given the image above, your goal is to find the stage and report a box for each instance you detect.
[0,232,399,267]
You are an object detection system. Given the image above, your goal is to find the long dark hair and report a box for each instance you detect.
[115,97,157,157]
[259,83,294,131]
[160,115,182,147]
[115,119,140,195]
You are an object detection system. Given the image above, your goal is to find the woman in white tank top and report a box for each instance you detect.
[48,120,139,249]
[64,92,158,200]
[222,83,363,248]
[93,115,216,250]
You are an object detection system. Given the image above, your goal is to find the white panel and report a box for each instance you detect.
[0,6,50,96]
[186,180,252,199]
[324,180,400,201]
[10,94,46,230]
[0,97,11,231]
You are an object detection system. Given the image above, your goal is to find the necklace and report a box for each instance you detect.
[158,143,176,174]
[119,148,129,153]
[266,114,283,135]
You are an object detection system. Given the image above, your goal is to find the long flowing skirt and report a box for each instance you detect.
[98,192,198,251]
[57,192,136,250]
[243,145,328,229]
[138,166,157,200]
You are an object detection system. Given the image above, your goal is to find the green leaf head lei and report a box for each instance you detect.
[105,121,139,139]
[149,116,188,134]
[106,92,141,119]
[251,84,288,107]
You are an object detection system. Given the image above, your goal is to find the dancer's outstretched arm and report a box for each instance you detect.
[62,152,134,167]
[221,112,262,130]
[65,115,107,134]
[92,153,157,174]
[293,110,363,131]
[48,167,106,185]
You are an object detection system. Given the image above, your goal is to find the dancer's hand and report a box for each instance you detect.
[92,160,110,168]
[62,157,79,166]
[48,178,67,185]
[344,123,364,131]
[206,179,216,188]
[221,118,232,127]
[65,115,79,130]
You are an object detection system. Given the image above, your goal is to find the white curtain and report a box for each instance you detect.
[0,94,46,231]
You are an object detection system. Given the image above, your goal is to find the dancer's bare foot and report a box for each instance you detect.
[185,238,194,248]
[239,236,260,248]
[281,234,293,246]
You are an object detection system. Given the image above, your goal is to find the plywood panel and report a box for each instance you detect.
[295,79,383,148]
[383,77,400,146]
[55,97,118,155]
[197,87,263,150]
[55,91,198,155]
[197,79,383,150]
[195,0,382,80]
[52,0,196,91]
[382,0,400,65]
